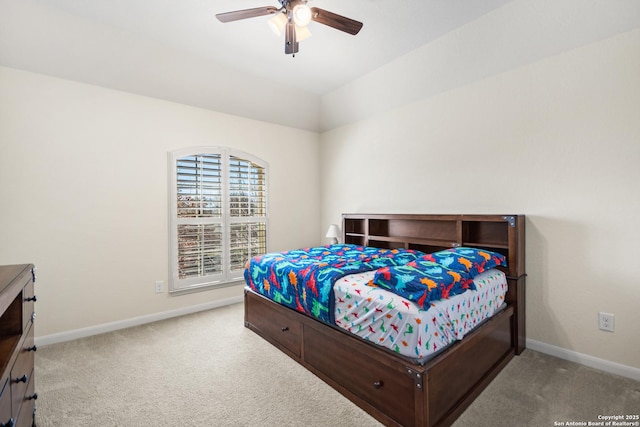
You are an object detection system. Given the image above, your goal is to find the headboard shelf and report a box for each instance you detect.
[463,220,509,247]
[367,234,459,249]
[343,214,522,271]
[343,218,366,235]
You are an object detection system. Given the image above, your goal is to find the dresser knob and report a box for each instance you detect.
[26,345,37,352]
[24,295,37,302]
[31,312,36,322]
[28,393,38,401]
[373,380,383,389]
[280,326,289,332]
[14,375,28,384]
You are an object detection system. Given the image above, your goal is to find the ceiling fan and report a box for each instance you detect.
[216,0,363,55]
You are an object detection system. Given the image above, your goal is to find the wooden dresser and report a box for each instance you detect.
[0,264,37,427]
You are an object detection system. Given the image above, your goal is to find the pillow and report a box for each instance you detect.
[420,247,506,278]
[372,260,474,308]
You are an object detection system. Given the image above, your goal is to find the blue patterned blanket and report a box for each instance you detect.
[244,244,422,324]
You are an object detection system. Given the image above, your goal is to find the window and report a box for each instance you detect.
[169,147,268,292]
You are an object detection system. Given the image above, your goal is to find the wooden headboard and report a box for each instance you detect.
[342,213,527,353]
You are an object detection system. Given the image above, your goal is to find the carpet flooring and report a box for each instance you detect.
[34,303,640,426]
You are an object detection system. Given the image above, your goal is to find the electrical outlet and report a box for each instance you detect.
[155,280,164,294]
[598,312,614,332]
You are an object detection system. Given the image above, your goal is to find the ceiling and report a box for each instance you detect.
[1,0,513,95]
[2,0,639,131]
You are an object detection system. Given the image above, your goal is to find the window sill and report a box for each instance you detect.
[169,279,245,296]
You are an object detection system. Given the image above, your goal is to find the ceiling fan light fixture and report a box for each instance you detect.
[292,4,312,27]
[268,12,288,36]
[295,24,312,42]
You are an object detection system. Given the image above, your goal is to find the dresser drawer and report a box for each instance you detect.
[21,280,36,333]
[304,322,417,427]
[0,377,12,427]
[15,373,35,427]
[245,292,301,357]
[11,327,35,420]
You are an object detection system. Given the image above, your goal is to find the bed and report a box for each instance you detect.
[244,214,526,427]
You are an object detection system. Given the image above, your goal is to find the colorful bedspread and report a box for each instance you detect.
[244,244,422,324]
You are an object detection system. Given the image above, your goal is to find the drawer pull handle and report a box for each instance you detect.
[280,327,289,332]
[14,375,28,384]
[28,393,38,401]
[26,345,38,352]
[24,295,37,302]
[373,380,383,389]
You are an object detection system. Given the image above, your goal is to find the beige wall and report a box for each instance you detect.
[319,29,640,370]
[0,66,321,337]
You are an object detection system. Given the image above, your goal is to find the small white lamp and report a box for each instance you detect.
[325,224,340,245]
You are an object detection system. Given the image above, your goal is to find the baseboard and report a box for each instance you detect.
[35,296,244,347]
[527,339,640,382]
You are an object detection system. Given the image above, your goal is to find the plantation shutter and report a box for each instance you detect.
[175,154,224,288]
[228,156,267,278]
[170,148,268,292]
[176,155,222,219]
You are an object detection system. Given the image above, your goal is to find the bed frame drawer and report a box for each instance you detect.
[304,322,417,427]
[244,292,302,357]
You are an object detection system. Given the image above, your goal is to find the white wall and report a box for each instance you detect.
[320,0,640,131]
[0,66,320,337]
[319,27,640,370]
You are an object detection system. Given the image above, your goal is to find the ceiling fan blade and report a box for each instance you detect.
[285,21,299,55]
[310,7,363,35]
[216,6,278,23]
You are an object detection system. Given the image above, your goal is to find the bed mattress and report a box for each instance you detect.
[333,268,507,362]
